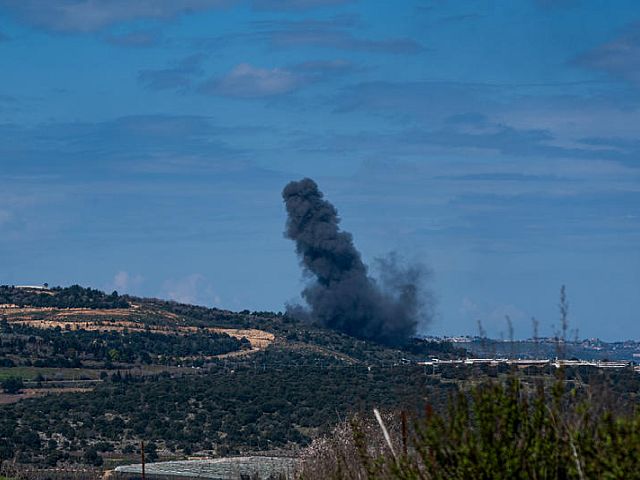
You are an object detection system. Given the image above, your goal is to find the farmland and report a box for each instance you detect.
[0,305,274,350]
[0,287,281,423]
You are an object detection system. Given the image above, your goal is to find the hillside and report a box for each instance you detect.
[1,285,638,479]
[0,285,461,369]
[0,285,468,472]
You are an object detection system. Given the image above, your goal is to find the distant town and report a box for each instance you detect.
[423,335,640,363]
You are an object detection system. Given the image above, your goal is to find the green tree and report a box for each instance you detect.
[83,447,103,467]
[1,377,24,394]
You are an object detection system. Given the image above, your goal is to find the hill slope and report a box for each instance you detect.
[0,285,465,471]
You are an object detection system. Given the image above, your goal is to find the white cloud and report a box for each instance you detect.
[461,297,528,338]
[574,23,640,86]
[108,271,143,294]
[200,63,302,98]
[162,274,221,306]
[0,0,234,33]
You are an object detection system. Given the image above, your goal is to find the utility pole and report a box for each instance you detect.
[140,440,146,480]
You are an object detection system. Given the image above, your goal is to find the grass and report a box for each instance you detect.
[0,363,197,382]
[0,367,101,381]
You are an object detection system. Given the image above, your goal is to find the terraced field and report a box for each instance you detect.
[1,304,275,354]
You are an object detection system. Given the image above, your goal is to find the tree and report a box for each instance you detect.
[145,441,159,462]
[83,447,103,466]
[1,376,24,394]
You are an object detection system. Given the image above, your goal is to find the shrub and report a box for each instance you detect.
[1,377,24,395]
[82,447,103,467]
[297,376,640,479]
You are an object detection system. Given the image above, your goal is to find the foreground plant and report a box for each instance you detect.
[297,375,640,479]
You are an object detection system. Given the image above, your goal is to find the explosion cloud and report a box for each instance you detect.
[282,178,431,346]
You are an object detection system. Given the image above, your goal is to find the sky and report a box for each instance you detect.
[0,0,639,340]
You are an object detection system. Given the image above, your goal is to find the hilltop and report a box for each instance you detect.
[0,285,461,370]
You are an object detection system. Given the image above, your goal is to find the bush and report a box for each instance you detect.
[297,376,640,479]
[82,447,103,467]
[0,358,15,368]
[1,377,24,395]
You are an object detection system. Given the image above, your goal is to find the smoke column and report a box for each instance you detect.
[282,178,431,346]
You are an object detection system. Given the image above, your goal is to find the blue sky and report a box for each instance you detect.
[0,0,639,340]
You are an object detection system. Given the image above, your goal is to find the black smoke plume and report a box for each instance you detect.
[282,178,432,346]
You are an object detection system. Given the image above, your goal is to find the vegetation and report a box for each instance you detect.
[0,285,129,309]
[1,341,637,472]
[1,377,24,394]
[0,348,455,466]
[155,301,465,362]
[0,284,636,479]
[297,375,640,479]
[0,321,247,368]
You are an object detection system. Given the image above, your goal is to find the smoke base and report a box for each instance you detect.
[282,178,433,347]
